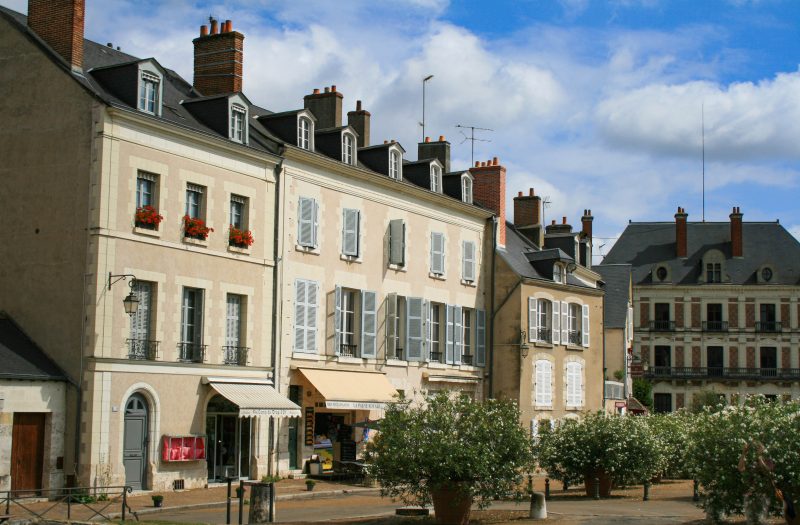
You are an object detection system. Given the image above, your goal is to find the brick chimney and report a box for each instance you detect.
[581,209,593,239]
[675,206,688,258]
[418,136,450,173]
[580,209,593,268]
[304,86,343,129]
[347,100,370,147]
[470,157,506,246]
[513,188,543,247]
[28,0,85,71]
[730,206,743,257]
[193,18,244,96]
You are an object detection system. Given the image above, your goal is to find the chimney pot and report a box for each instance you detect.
[331,85,337,92]
[730,206,743,257]
[562,216,567,225]
[492,156,499,166]
[518,191,523,197]
[384,140,388,144]
[438,135,445,142]
[529,188,534,196]
[210,18,218,34]
[356,100,362,111]
[200,25,207,36]
[313,88,320,94]
[324,86,330,93]
[474,161,480,167]
[425,136,431,143]
[226,20,232,32]
[552,220,556,225]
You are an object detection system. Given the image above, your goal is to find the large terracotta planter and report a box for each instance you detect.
[431,483,472,525]
[583,469,613,498]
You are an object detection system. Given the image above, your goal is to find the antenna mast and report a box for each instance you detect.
[542,196,552,230]
[702,103,705,222]
[456,124,493,166]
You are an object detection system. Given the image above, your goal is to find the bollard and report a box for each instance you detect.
[529,491,547,519]
[528,474,533,494]
[643,481,650,501]
[238,480,245,525]
[693,479,700,502]
[563,480,569,492]
[226,478,232,525]
[545,478,550,500]
[593,477,600,500]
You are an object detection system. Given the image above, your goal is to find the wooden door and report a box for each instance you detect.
[11,413,45,493]
[123,394,149,489]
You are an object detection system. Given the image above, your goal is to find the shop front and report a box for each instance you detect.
[291,368,397,473]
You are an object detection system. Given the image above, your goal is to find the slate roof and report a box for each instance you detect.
[594,264,631,328]
[0,313,68,381]
[603,221,800,286]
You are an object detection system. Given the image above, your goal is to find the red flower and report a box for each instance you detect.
[183,215,214,240]
[229,225,255,247]
[135,205,164,228]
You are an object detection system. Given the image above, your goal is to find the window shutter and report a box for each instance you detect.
[545,361,554,405]
[389,219,405,265]
[531,420,538,439]
[361,290,377,358]
[294,280,307,352]
[306,281,318,353]
[528,298,538,342]
[552,300,560,345]
[226,295,241,348]
[476,309,486,367]
[561,301,568,345]
[453,306,463,365]
[535,360,552,406]
[582,304,590,347]
[130,281,152,342]
[462,241,475,282]
[385,293,397,358]
[343,209,359,256]
[431,232,444,274]
[334,285,342,355]
[445,305,454,364]
[406,297,424,361]
[566,362,582,407]
[298,197,316,247]
[312,199,319,248]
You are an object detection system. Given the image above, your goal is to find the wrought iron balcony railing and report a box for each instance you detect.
[223,346,249,366]
[127,339,159,360]
[461,354,473,365]
[702,321,729,332]
[756,321,782,333]
[567,330,582,346]
[649,320,675,331]
[339,344,358,357]
[429,350,443,363]
[388,347,404,360]
[536,328,552,344]
[177,343,206,363]
[645,366,799,381]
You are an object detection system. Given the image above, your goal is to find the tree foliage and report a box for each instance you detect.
[632,378,653,409]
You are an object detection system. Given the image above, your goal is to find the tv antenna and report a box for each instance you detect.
[701,103,706,222]
[456,124,493,166]
[541,195,552,229]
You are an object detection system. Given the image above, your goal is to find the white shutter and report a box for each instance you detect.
[306,281,318,353]
[431,232,444,275]
[343,208,360,256]
[552,300,560,345]
[389,219,405,265]
[361,291,377,358]
[445,305,454,364]
[476,309,486,367]
[130,281,152,341]
[566,362,582,407]
[453,306,463,365]
[385,293,397,359]
[561,301,568,345]
[535,360,552,406]
[406,297,424,361]
[582,304,590,347]
[226,294,241,348]
[294,280,307,352]
[298,197,316,247]
[334,285,342,355]
[528,298,538,342]
[462,241,475,282]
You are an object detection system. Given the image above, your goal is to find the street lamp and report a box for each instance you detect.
[108,272,139,316]
[422,74,434,141]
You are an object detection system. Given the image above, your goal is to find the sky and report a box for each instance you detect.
[4,0,800,257]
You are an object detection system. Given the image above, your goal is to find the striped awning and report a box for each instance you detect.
[204,377,301,418]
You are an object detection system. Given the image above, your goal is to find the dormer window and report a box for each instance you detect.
[431,165,441,193]
[138,71,160,114]
[554,264,565,284]
[230,104,247,144]
[298,117,312,150]
[342,132,356,165]
[461,174,473,204]
[389,150,401,180]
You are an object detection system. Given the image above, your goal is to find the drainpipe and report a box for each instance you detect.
[269,154,285,476]
[602,289,607,412]
[488,216,497,399]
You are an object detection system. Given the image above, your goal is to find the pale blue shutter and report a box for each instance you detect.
[431,232,445,274]
[343,209,360,256]
[385,293,397,358]
[294,280,306,352]
[389,219,405,265]
[462,241,475,281]
[445,305,454,364]
[361,290,377,358]
[406,297,424,361]
[334,285,342,355]
[425,301,434,361]
[298,197,315,247]
[306,281,318,353]
[528,298,537,342]
[476,309,486,367]
[453,306,463,365]
[582,304,590,347]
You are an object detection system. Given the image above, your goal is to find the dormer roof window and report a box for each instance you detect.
[554,263,565,284]
[342,131,356,165]
[389,149,402,180]
[230,103,247,144]
[139,71,160,114]
[431,164,442,193]
[461,174,473,204]
[298,116,312,150]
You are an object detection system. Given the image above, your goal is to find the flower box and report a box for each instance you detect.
[183,215,213,240]
[135,205,163,230]
[229,226,254,248]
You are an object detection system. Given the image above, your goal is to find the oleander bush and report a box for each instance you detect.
[644,411,695,479]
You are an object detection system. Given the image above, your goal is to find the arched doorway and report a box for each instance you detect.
[123,393,149,489]
[206,395,251,480]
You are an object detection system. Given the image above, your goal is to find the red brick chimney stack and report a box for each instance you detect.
[581,209,593,240]
[513,188,543,247]
[347,100,371,147]
[470,157,506,246]
[675,206,688,258]
[193,17,244,96]
[730,206,743,257]
[304,85,344,129]
[28,0,85,71]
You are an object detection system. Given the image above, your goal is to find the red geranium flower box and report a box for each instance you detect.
[135,205,164,230]
[229,226,254,248]
[183,215,214,240]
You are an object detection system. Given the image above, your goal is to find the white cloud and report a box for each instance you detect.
[789,225,800,242]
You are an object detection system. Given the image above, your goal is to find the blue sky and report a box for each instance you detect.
[4,0,799,255]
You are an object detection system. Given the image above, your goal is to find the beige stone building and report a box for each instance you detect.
[490,190,605,434]
[0,2,300,490]
[603,207,800,411]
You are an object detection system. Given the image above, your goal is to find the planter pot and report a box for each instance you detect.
[431,483,472,525]
[152,499,163,508]
[306,484,315,491]
[583,470,613,498]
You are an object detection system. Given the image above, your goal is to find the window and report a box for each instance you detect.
[706,303,724,331]
[528,298,553,344]
[429,303,442,362]
[462,241,476,282]
[342,208,360,257]
[761,267,773,282]
[553,264,565,284]
[654,393,672,413]
[224,294,246,365]
[461,175,472,204]
[706,262,721,283]
[654,345,671,375]
[406,297,425,362]
[389,150,401,180]
[707,346,723,377]
[760,347,777,377]
[333,287,376,359]
[229,195,246,230]
[430,232,445,276]
[534,360,553,406]
[565,361,583,407]
[138,71,159,114]
[462,309,472,364]
[567,303,582,346]
[297,197,318,248]
[758,304,779,332]
[185,184,203,219]
[179,288,204,363]
[342,133,355,165]
[230,104,246,143]
[431,165,441,193]
[386,293,405,360]
[297,117,312,150]
[656,266,668,281]
[128,281,155,360]
[136,172,156,209]
[339,289,357,356]
[294,279,318,353]
[653,302,671,330]
[388,219,405,266]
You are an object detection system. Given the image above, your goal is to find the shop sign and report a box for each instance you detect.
[304,406,314,446]
[325,400,386,410]
[615,401,627,408]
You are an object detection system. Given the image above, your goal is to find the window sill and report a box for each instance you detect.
[134,226,161,238]
[340,254,362,264]
[335,356,364,364]
[533,405,553,411]
[460,279,476,287]
[295,244,320,255]
[385,358,407,367]
[228,245,250,255]
[459,364,477,371]
[427,362,448,369]
[565,405,583,411]
[429,272,446,281]
[388,263,407,272]
[183,236,209,247]
[566,345,585,352]
[291,352,321,361]
[534,341,553,349]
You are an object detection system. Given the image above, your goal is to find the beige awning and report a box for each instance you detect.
[205,377,301,418]
[423,373,480,384]
[298,368,397,410]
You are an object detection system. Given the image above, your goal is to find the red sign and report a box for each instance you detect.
[615,401,627,408]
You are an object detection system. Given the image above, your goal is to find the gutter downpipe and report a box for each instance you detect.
[602,287,607,413]
[269,153,285,476]
[488,216,497,399]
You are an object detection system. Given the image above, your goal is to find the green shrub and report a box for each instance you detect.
[632,378,653,409]
[644,412,695,478]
